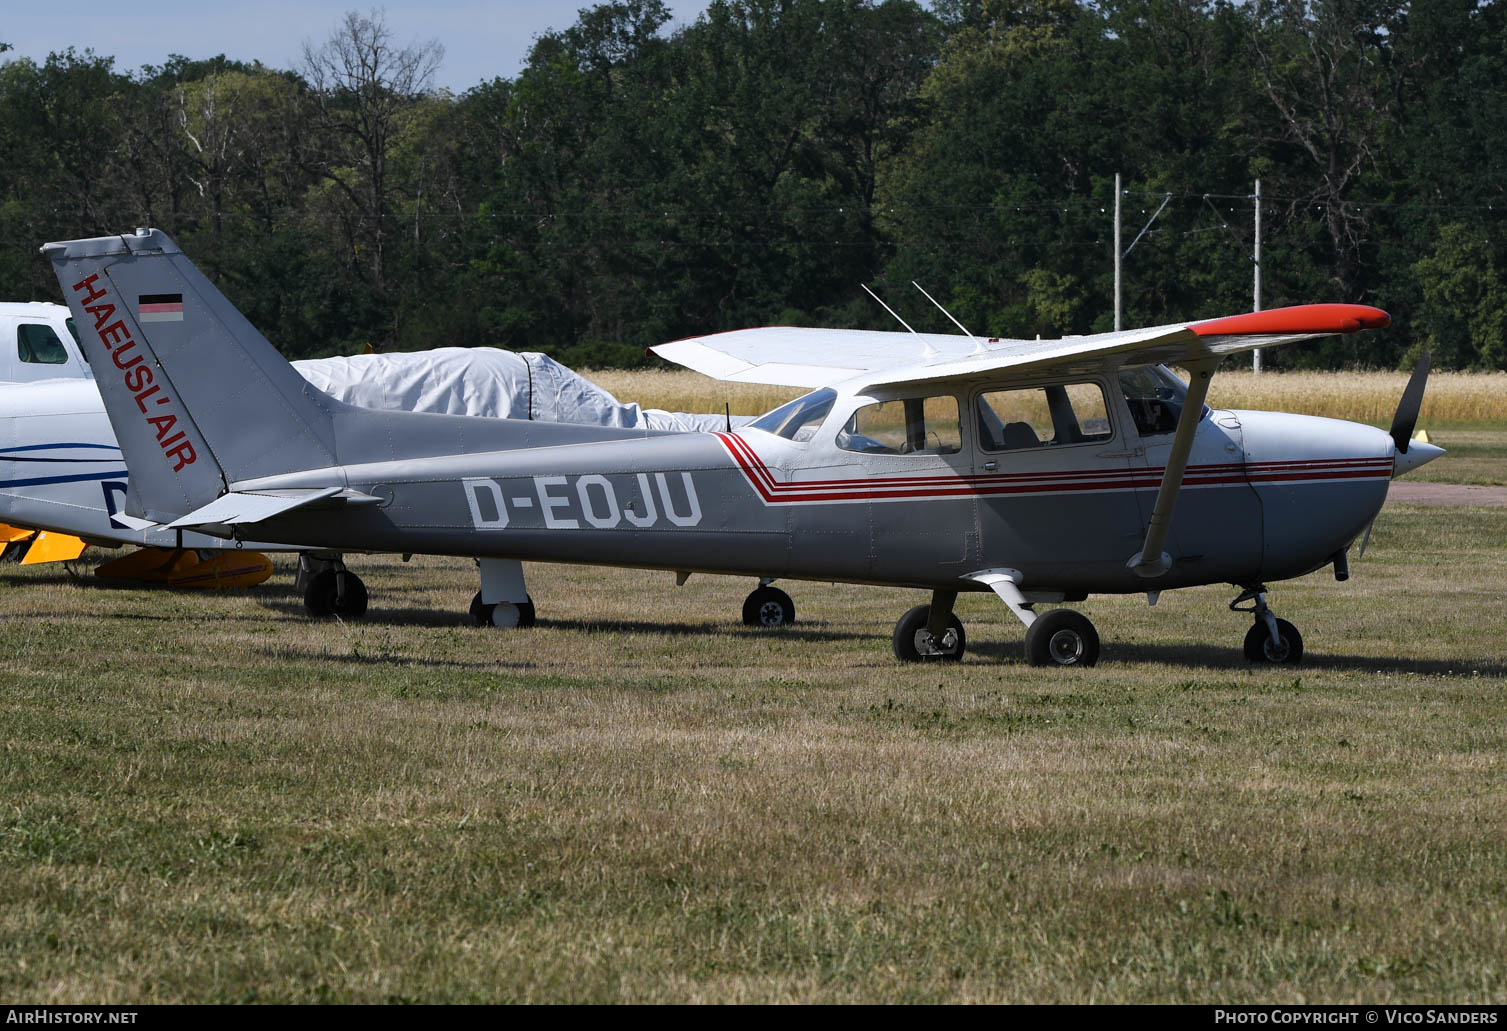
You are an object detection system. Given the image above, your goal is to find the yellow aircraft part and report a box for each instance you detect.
[94,548,275,590]
[1415,429,1431,444]
[94,547,199,581]
[1,523,36,544]
[19,531,88,565]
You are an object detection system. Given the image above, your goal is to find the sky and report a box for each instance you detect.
[3,1,713,94]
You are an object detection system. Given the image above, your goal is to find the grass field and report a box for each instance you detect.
[2,498,1504,1003]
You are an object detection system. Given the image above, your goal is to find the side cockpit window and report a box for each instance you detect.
[837,395,962,455]
[17,323,69,365]
[976,383,1111,451]
[1118,365,1190,437]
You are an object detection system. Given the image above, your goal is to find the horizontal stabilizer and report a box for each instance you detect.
[165,487,382,529]
[111,513,160,532]
[94,547,275,589]
[19,531,88,565]
[1,523,36,544]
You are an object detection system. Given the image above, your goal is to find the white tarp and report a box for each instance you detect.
[292,348,749,432]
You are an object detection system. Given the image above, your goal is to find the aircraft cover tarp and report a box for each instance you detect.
[292,348,750,432]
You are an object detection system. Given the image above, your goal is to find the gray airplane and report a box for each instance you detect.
[43,229,1443,666]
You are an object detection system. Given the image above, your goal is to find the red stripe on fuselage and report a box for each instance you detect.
[712,433,1389,505]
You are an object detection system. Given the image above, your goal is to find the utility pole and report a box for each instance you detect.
[1253,178,1263,372]
[1114,172,1122,332]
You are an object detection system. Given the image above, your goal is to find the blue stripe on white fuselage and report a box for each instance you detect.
[0,442,127,488]
[0,469,129,488]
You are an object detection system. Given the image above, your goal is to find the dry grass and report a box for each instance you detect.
[1207,370,1507,428]
[1,500,1505,1003]
[588,367,1507,428]
[584,368,803,418]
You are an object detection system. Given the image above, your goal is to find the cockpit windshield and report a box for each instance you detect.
[748,387,836,442]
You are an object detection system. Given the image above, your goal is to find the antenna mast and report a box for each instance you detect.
[861,284,937,357]
[912,281,987,355]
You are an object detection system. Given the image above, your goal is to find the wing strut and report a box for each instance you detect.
[1127,357,1221,577]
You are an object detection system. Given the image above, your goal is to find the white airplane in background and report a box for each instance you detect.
[0,301,91,382]
[44,229,1446,666]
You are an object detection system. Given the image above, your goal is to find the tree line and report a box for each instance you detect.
[3,0,1505,370]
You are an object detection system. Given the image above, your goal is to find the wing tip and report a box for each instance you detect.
[1190,303,1391,337]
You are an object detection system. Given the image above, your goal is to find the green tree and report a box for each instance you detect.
[1411,223,1507,370]
[299,9,445,292]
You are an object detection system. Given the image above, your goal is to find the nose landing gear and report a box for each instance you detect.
[1232,585,1303,664]
[893,591,966,662]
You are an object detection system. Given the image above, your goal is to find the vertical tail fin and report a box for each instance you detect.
[43,230,340,522]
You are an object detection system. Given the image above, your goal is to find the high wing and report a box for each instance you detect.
[650,304,1390,389]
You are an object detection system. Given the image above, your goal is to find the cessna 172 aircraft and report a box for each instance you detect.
[45,229,1443,666]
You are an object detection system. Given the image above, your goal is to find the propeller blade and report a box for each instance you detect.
[1389,351,1431,455]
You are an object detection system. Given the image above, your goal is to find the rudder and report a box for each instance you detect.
[43,230,340,523]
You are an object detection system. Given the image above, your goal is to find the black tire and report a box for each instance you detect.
[470,590,536,628]
[1024,609,1099,667]
[742,586,795,627]
[1243,618,1303,664]
[892,604,966,662]
[304,569,368,620]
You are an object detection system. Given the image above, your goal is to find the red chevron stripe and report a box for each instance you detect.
[712,433,1389,505]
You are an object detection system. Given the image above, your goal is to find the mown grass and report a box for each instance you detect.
[1,502,1504,1003]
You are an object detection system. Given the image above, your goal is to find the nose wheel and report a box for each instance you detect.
[1232,586,1304,664]
[893,602,966,662]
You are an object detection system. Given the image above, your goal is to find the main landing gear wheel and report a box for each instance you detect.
[470,591,537,629]
[1243,618,1303,664]
[892,604,966,662]
[1024,609,1099,668]
[742,586,795,627]
[304,569,369,620]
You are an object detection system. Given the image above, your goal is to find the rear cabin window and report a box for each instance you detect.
[976,382,1112,451]
[837,395,962,455]
[17,323,69,365]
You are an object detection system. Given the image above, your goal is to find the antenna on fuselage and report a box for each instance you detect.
[861,283,937,358]
[912,281,987,355]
